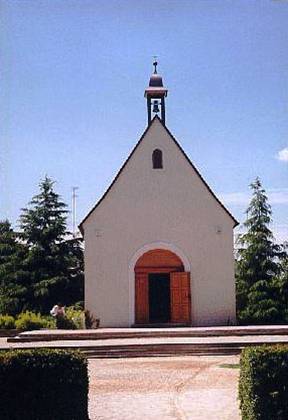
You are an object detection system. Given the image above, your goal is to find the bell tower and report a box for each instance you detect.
[144,60,168,126]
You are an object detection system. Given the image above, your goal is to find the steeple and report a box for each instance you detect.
[144,60,168,126]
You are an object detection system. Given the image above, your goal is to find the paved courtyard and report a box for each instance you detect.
[88,355,241,420]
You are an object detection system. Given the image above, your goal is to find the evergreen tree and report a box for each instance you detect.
[236,177,282,324]
[0,220,29,315]
[20,176,83,313]
[65,236,84,307]
[276,242,288,321]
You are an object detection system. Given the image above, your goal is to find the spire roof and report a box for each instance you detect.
[145,61,168,97]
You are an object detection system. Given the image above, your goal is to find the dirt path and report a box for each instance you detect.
[88,355,241,420]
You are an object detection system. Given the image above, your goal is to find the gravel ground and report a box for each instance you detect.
[88,355,241,420]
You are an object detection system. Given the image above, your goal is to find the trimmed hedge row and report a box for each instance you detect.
[0,349,89,420]
[239,345,288,420]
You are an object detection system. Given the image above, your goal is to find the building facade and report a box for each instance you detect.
[80,63,238,327]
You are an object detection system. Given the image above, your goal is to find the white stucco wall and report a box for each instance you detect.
[82,118,236,327]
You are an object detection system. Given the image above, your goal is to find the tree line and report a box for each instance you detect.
[0,175,287,324]
[0,176,83,315]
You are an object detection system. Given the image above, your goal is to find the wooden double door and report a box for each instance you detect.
[135,271,191,324]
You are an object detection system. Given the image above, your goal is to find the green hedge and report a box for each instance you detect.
[15,311,54,330]
[0,349,89,420]
[0,307,90,331]
[57,306,85,329]
[239,345,288,420]
[0,314,15,329]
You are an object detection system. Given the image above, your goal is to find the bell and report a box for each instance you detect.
[152,100,160,113]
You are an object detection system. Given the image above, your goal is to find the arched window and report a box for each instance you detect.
[152,149,163,169]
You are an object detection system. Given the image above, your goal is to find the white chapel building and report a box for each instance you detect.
[80,62,238,327]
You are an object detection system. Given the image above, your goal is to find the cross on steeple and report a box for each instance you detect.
[153,58,158,74]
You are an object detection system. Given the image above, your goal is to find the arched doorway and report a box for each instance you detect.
[134,249,191,325]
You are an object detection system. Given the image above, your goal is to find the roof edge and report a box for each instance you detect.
[158,119,239,228]
[79,117,159,234]
[79,115,238,234]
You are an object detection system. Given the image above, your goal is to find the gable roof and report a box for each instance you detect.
[79,116,238,233]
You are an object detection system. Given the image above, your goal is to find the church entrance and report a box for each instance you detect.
[149,273,170,323]
[134,249,191,325]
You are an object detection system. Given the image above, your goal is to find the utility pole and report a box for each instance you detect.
[72,186,79,237]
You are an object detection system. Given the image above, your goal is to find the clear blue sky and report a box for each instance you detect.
[1,0,287,242]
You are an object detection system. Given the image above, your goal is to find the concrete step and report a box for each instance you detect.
[79,344,242,358]
[8,325,288,343]
[2,342,242,357]
[5,334,288,358]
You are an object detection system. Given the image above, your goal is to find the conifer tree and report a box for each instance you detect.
[20,176,83,313]
[276,242,288,320]
[236,177,282,324]
[0,220,29,315]
[64,235,84,307]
